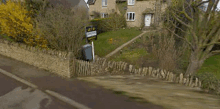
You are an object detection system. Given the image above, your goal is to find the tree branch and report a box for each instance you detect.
[208,50,220,58]
[202,42,220,48]
[171,11,192,29]
[167,19,187,33]
[182,2,193,22]
[196,1,210,7]
[166,27,194,50]
[205,23,220,44]
[202,29,220,58]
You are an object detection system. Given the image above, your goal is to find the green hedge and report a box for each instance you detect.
[90,13,126,33]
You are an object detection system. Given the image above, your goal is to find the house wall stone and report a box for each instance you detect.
[89,0,120,19]
[88,0,168,27]
[126,0,156,27]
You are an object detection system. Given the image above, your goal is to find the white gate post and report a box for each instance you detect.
[92,41,95,62]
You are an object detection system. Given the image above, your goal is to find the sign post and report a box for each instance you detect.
[85,26,97,62]
[91,41,95,62]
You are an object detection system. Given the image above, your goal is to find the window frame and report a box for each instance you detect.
[127,0,135,5]
[102,0,107,7]
[101,13,108,18]
[126,12,135,21]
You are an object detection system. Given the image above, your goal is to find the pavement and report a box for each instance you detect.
[0,54,164,109]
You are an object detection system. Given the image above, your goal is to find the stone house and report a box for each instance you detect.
[87,0,168,27]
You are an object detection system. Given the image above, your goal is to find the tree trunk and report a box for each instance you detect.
[185,52,204,76]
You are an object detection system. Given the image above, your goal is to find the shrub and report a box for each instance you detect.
[34,5,89,57]
[196,72,220,95]
[148,30,188,73]
[0,0,33,41]
[0,0,47,48]
[90,18,106,34]
[90,12,126,32]
[100,12,127,31]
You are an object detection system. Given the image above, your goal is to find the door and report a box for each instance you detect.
[145,14,152,27]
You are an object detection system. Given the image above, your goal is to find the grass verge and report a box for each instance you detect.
[83,28,142,57]
[109,32,158,68]
[197,55,220,79]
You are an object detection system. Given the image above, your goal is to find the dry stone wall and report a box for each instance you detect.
[0,39,211,91]
[89,56,204,90]
[0,39,72,78]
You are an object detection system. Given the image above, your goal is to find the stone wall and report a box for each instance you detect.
[0,39,213,91]
[88,0,120,19]
[76,56,204,90]
[0,39,72,78]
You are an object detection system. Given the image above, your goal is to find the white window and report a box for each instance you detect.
[90,15,95,19]
[127,12,135,21]
[102,0,107,6]
[128,0,135,5]
[101,13,108,18]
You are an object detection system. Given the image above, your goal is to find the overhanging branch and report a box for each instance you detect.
[167,19,187,33]
[196,1,209,7]
[208,50,220,57]
[166,27,194,50]
[182,3,193,22]
[171,11,192,29]
[202,42,220,48]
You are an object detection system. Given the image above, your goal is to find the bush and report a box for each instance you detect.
[90,18,106,34]
[34,5,89,57]
[0,0,32,41]
[196,72,220,95]
[0,0,47,48]
[24,0,50,19]
[101,12,127,31]
[90,12,126,33]
[148,30,188,73]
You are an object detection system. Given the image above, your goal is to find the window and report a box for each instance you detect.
[101,13,108,18]
[127,12,135,21]
[102,0,107,6]
[128,0,135,5]
[90,15,95,19]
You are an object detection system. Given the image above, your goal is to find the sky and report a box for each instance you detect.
[202,0,220,11]
[84,0,89,8]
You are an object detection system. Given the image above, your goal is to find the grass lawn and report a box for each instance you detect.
[84,28,142,57]
[108,31,220,80]
[109,33,158,68]
[197,55,220,79]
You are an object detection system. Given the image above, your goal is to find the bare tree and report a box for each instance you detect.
[34,4,89,57]
[164,0,220,76]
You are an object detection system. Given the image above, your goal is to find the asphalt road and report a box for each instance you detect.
[0,72,77,109]
[0,54,164,109]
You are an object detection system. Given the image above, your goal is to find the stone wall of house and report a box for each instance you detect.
[126,0,156,27]
[88,0,168,28]
[88,0,120,19]
[0,39,72,78]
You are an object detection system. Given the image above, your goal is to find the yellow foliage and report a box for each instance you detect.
[0,0,47,48]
